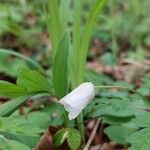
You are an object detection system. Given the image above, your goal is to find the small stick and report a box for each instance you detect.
[84,119,100,150]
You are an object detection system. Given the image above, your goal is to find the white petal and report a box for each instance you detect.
[59,82,95,120]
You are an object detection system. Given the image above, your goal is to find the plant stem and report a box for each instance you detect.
[95,85,143,97]
[76,112,85,144]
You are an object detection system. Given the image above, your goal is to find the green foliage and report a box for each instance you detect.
[46,0,63,53]
[17,68,52,94]
[85,84,150,149]
[132,112,150,128]
[0,2,23,36]
[100,52,116,66]
[102,115,133,126]
[52,32,70,98]
[94,0,150,59]
[0,53,28,77]
[0,135,31,150]
[26,111,52,129]
[71,0,106,86]
[0,80,26,98]
[137,73,150,96]
[104,126,135,144]
[0,95,31,117]
[0,49,43,74]
[85,97,135,118]
[54,128,81,150]
[0,0,149,149]
[54,128,68,147]
[41,102,69,126]
[0,115,44,148]
[66,128,81,150]
[0,68,54,117]
[0,1,46,48]
[127,128,150,150]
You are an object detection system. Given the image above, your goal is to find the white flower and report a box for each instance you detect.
[59,82,95,120]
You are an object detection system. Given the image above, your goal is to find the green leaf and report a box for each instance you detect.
[66,128,81,150]
[53,128,81,149]
[17,68,52,94]
[52,32,70,98]
[0,53,28,77]
[72,0,106,85]
[102,115,133,125]
[60,0,71,29]
[0,116,44,137]
[26,112,52,129]
[0,135,31,150]
[137,73,150,96]
[0,132,39,149]
[41,103,67,126]
[100,52,116,66]
[0,116,44,148]
[0,80,26,98]
[46,0,62,53]
[132,112,150,128]
[127,128,150,150]
[86,98,135,118]
[0,95,31,117]
[54,128,68,147]
[104,126,136,144]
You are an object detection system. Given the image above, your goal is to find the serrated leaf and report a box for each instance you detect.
[0,95,31,117]
[54,128,68,147]
[127,128,150,150]
[104,126,135,144]
[0,135,31,150]
[52,32,70,98]
[0,80,26,98]
[66,128,81,150]
[0,116,44,148]
[17,68,52,94]
[0,116,44,136]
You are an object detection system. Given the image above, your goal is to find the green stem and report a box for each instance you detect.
[95,85,143,97]
[77,112,85,144]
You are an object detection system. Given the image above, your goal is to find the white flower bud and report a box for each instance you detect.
[59,82,95,120]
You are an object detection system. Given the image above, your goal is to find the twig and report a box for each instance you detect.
[84,119,101,150]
